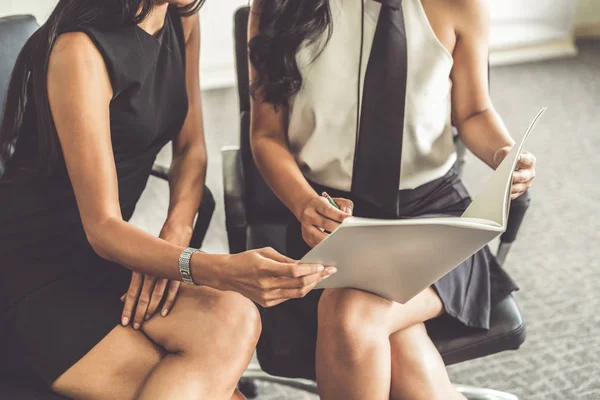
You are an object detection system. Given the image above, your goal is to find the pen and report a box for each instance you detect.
[322,192,340,210]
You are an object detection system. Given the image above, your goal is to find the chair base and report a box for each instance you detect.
[456,384,518,400]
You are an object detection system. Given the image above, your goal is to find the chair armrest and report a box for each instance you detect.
[452,127,467,177]
[501,190,531,244]
[150,164,170,181]
[148,163,214,249]
[222,146,248,254]
[189,187,215,249]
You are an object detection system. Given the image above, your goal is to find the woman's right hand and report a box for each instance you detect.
[209,247,336,308]
[298,196,353,248]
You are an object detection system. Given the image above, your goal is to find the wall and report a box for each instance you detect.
[576,0,600,25]
[487,0,577,50]
[0,0,55,22]
[195,0,247,89]
[575,0,600,36]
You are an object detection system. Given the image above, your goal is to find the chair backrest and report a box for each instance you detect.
[0,15,39,118]
[0,15,39,176]
[234,7,292,225]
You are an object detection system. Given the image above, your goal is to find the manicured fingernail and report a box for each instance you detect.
[326,267,337,275]
[122,316,129,326]
[317,265,324,272]
[161,308,169,317]
[133,323,140,330]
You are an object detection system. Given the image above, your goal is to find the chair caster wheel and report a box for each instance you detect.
[238,378,259,399]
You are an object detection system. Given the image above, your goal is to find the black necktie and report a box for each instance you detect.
[351,0,407,216]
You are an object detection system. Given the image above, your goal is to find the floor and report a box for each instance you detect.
[130,40,600,400]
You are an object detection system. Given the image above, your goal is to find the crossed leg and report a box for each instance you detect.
[316,287,467,400]
[52,286,260,400]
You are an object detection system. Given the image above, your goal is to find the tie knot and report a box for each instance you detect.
[373,0,402,9]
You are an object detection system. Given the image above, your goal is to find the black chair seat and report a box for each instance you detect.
[431,295,525,365]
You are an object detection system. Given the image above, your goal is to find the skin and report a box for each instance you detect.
[249,0,536,399]
[44,1,335,399]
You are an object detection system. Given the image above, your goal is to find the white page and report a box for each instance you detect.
[461,108,546,225]
[308,221,501,303]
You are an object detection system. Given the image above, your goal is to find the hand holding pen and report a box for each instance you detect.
[297,191,354,248]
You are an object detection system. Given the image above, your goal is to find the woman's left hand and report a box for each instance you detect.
[120,225,192,329]
[493,146,537,200]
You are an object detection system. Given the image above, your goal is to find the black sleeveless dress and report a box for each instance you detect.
[0,7,188,385]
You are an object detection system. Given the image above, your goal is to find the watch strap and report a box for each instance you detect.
[179,247,200,286]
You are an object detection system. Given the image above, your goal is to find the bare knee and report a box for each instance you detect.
[319,289,393,337]
[211,292,262,358]
[154,287,261,359]
[317,289,391,362]
[185,292,260,364]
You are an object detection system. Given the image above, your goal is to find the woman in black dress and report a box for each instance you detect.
[249,0,536,399]
[0,1,332,398]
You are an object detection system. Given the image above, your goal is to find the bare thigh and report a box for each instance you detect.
[51,325,163,400]
[52,286,260,400]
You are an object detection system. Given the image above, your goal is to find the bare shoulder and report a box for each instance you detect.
[49,32,110,89]
[445,0,489,33]
[51,32,103,69]
[424,0,487,27]
[180,13,200,44]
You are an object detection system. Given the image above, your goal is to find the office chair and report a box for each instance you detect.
[0,15,215,399]
[225,7,529,400]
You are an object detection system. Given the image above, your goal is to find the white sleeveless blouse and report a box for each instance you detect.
[287,0,456,190]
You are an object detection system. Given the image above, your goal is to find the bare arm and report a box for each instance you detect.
[248,3,351,247]
[450,0,514,169]
[450,0,536,198]
[163,14,207,241]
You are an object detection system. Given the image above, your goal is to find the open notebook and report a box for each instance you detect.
[302,108,546,304]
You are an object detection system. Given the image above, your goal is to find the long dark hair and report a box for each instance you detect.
[249,0,332,108]
[0,0,203,177]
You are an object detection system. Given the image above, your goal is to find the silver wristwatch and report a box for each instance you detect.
[178,247,200,286]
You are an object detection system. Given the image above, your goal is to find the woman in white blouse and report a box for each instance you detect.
[248,0,536,398]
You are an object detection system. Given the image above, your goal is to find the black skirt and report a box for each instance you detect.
[1,253,131,386]
[257,168,518,380]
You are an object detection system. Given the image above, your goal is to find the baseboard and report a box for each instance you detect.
[489,37,578,66]
[575,22,600,38]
